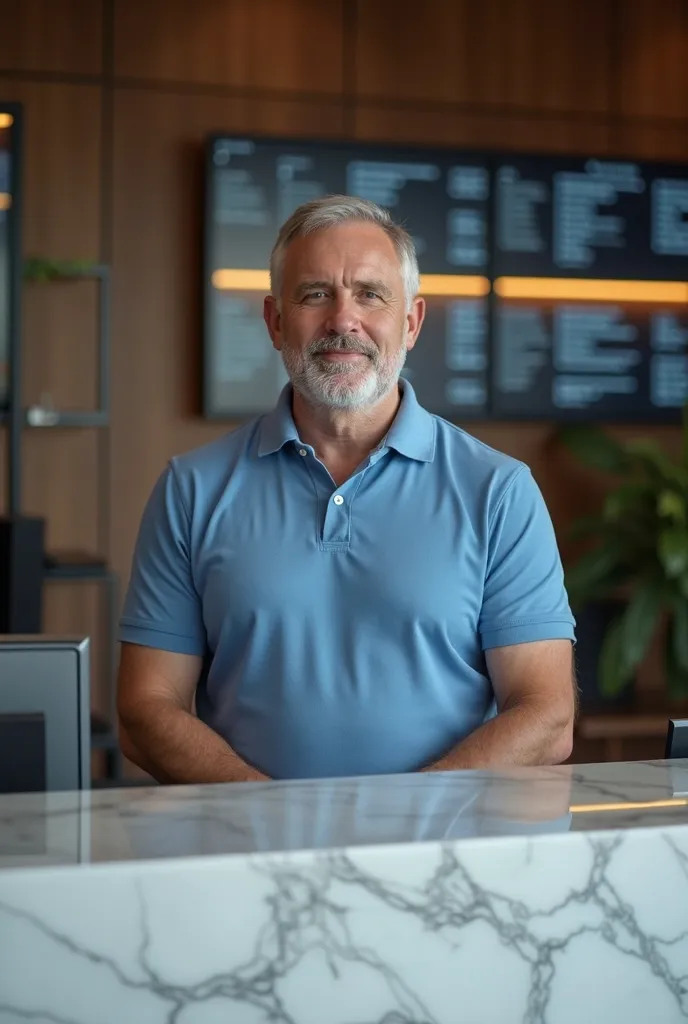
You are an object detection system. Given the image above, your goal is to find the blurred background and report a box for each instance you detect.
[0,0,687,783]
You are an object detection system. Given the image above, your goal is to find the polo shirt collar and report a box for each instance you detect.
[385,378,436,462]
[257,377,436,463]
[257,384,300,456]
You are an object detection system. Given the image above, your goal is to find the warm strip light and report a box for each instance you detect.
[570,798,688,813]
[212,269,270,290]
[495,276,688,304]
[211,269,490,298]
[0,193,10,211]
[419,274,490,297]
[0,113,14,129]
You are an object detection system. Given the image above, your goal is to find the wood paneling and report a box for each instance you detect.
[354,0,614,114]
[355,106,611,155]
[113,0,344,95]
[22,280,99,410]
[0,80,102,258]
[110,89,346,581]
[353,0,473,107]
[0,0,103,75]
[22,430,100,551]
[609,123,688,163]
[0,80,102,559]
[617,0,688,120]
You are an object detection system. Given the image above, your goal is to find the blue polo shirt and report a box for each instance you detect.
[119,381,575,779]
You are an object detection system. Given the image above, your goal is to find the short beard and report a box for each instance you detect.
[280,334,408,410]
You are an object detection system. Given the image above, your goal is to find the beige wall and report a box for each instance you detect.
[0,0,687,722]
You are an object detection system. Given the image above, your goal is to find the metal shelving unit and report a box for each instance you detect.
[5,262,122,782]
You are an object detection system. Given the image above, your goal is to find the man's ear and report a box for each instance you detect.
[264,295,282,352]
[405,295,426,353]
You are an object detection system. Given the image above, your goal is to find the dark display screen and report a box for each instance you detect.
[203,135,688,422]
[0,107,19,410]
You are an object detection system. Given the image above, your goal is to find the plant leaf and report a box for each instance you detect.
[625,439,688,488]
[558,426,630,474]
[603,481,654,522]
[599,615,634,696]
[599,582,665,697]
[671,595,688,673]
[665,627,688,700]
[565,544,624,609]
[568,514,608,541]
[658,489,687,524]
[619,580,665,669]
[658,528,688,579]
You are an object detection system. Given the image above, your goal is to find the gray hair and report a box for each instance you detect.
[269,194,420,310]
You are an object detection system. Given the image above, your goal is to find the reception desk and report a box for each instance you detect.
[1,760,688,1022]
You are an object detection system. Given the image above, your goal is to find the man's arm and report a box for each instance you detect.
[117,642,269,784]
[423,639,576,772]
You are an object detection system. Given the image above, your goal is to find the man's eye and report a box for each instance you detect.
[362,290,380,300]
[304,291,327,301]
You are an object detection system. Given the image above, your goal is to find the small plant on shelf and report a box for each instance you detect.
[23,256,96,282]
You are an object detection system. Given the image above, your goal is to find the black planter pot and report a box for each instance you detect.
[574,599,636,712]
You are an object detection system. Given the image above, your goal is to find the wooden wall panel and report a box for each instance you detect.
[609,123,688,163]
[22,430,100,551]
[113,0,344,94]
[0,80,102,624]
[355,106,611,155]
[0,80,102,258]
[0,0,103,75]
[617,0,688,120]
[355,0,614,114]
[110,89,346,583]
[353,1,473,107]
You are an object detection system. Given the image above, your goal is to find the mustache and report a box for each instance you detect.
[308,335,377,360]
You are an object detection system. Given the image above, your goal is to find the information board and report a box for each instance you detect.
[203,135,688,422]
[0,105,20,411]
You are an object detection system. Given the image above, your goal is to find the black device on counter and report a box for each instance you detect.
[665,719,688,759]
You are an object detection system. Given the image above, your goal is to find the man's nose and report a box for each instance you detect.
[324,293,361,336]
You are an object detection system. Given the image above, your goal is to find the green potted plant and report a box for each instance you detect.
[559,406,688,702]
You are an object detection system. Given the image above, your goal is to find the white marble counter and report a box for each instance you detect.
[1,760,688,1022]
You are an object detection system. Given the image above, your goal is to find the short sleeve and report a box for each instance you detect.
[479,466,576,651]
[118,464,207,655]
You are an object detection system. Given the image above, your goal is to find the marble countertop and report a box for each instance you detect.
[2,758,688,871]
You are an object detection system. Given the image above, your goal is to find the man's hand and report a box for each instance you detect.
[117,642,270,784]
[423,639,576,772]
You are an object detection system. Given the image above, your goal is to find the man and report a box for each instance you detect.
[117,195,576,784]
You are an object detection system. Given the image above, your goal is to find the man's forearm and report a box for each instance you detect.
[119,699,269,784]
[423,700,573,772]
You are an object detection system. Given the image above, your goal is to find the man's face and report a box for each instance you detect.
[264,222,425,410]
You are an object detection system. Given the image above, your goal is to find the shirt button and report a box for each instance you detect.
[333,494,344,505]
[298,448,307,457]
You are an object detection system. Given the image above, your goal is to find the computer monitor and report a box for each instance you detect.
[0,636,90,792]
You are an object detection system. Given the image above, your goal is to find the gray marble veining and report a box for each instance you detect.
[2,761,688,1022]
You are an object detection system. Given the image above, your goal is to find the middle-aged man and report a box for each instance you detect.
[117,194,577,784]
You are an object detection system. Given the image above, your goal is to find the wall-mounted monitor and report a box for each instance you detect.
[202,134,688,424]
[0,102,22,412]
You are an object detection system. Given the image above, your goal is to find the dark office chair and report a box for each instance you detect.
[665,719,688,759]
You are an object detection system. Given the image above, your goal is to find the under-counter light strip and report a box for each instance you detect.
[494,276,688,304]
[0,112,14,129]
[212,269,688,305]
[569,798,688,813]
